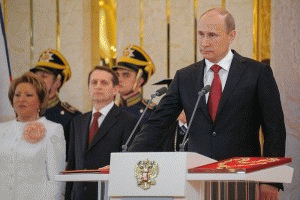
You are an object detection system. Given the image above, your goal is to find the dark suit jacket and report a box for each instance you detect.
[129,50,286,188]
[44,100,81,160]
[66,105,138,200]
[158,120,189,152]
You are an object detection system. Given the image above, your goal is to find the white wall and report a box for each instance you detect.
[4,0,92,113]
[271,0,300,199]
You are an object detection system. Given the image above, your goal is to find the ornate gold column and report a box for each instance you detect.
[56,0,61,51]
[91,0,117,67]
[139,0,144,48]
[2,0,7,27]
[253,0,271,61]
[194,0,198,62]
[30,0,34,68]
[166,0,170,78]
[253,0,271,156]
[222,0,226,9]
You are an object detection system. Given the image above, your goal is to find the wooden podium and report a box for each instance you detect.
[55,152,293,200]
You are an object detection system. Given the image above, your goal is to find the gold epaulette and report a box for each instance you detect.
[60,102,79,114]
[141,99,156,110]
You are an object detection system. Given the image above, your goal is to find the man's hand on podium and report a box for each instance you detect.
[259,184,279,200]
[98,165,110,171]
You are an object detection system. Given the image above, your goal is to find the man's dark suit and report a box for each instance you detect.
[157,120,189,152]
[129,50,286,164]
[66,104,138,200]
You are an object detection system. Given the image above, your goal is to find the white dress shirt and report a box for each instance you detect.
[91,101,115,128]
[203,50,234,102]
[178,121,187,130]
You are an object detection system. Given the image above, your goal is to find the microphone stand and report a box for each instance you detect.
[122,93,161,152]
[179,86,210,152]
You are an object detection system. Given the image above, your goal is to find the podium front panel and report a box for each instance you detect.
[108,152,214,198]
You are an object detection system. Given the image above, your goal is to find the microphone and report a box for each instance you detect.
[179,85,211,152]
[151,87,168,98]
[198,85,211,96]
[122,87,168,152]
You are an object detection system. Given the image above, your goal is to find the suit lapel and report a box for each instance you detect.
[214,52,247,123]
[81,112,92,153]
[195,60,211,122]
[87,105,119,152]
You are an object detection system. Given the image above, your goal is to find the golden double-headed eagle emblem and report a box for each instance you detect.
[39,49,54,62]
[135,159,159,190]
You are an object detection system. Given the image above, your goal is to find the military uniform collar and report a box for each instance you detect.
[125,92,142,107]
[46,96,60,109]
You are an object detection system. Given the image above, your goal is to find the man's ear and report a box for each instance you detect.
[137,77,145,87]
[229,30,237,44]
[53,76,62,90]
[113,85,120,96]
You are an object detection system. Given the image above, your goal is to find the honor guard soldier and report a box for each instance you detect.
[112,45,155,124]
[30,49,81,160]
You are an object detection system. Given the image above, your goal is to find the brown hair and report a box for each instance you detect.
[8,72,48,116]
[88,66,119,86]
[200,8,235,34]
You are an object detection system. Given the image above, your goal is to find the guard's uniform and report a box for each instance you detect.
[43,96,81,158]
[30,48,81,160]
[117,92,155,125]
[113,45,156,125]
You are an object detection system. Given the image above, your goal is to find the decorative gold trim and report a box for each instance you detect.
[3,0,7,28]
[139,0,145,95]
[139,0,144,47]
[91,0,100,67]
[221,0,227,10]
[56,0,61,51]
[126,92,142,107]
[253,0,271,156]
[253,0,259,60]
[30,0,34,68]
[166,0,170,78]
[194,0,198,62]
[253,0,271,61]
[91,0,117,68]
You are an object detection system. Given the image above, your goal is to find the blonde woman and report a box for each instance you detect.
[0,72,65,200]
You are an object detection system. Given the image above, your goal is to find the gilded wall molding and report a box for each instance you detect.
[139,0,144,48]
[91,0,117,67]
[30,0,34,68]
[222,0,226,9]
[166,0,170,77]
[56,0,61,51]
[194,0,198,62]
[253,0,271,61]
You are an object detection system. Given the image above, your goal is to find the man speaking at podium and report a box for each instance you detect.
[128,8,286,200]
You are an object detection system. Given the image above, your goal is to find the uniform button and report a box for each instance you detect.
[83,186,87,191]
[212,132,217,136]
